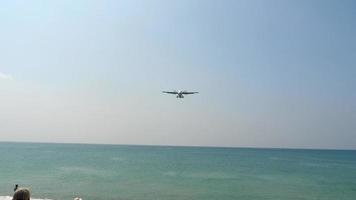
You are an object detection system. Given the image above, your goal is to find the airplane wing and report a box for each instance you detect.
[181,91,199,95]
[162,91,178,94]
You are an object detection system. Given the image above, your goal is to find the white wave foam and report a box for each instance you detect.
[0,196,53,200]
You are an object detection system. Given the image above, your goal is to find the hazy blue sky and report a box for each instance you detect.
[1,0,356,149]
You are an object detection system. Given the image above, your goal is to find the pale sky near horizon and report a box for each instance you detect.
[1,0,356,149]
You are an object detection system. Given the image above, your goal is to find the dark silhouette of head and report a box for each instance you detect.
[13,188,30,200]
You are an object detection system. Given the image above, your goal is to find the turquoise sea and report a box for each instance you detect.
[0,142,355,200]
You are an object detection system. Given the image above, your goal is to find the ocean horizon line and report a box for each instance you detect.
[1,140,355,151]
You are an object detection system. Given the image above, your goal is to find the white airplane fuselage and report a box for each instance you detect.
[176,91,184,98]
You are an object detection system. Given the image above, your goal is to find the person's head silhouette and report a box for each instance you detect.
[13,187,30,200]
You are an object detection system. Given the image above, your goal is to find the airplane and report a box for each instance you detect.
[162,90,199,98]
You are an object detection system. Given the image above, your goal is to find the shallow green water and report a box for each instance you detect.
[0,142,355,200]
